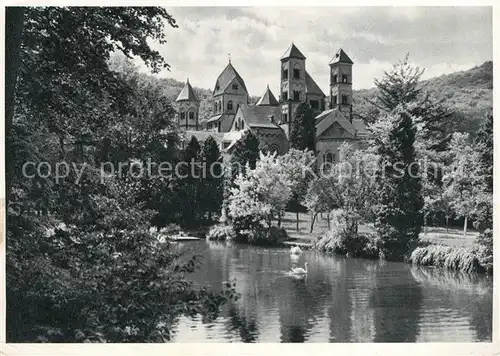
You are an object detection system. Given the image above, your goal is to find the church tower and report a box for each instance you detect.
[329,48,353,122]
[279,43,307,136]
[211,59,249,132]
[174,78,200,130]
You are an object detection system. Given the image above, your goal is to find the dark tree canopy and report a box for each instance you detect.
[6,7,236,342]
[231,130,260,171]
[371,54,455,149]
[289,103,316,152]
[374,109,424,261]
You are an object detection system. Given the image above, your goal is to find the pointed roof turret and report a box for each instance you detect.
[256,85,279,106]
[213,62,249,96]
[280,43,306,61]
[329,48,353,65]
[176,78,198,102]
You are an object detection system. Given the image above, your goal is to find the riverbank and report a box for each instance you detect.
[280,212,491,275]
[280,211,479,247]
[193,212,490,275]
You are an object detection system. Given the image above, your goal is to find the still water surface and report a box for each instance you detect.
[171,241,492,342]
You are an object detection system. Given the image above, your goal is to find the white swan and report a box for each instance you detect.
[291,262,308,275]
[290,246,302,255]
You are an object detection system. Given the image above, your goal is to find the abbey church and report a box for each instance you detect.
[173,43,368,165]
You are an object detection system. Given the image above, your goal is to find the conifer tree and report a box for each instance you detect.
[230,130,260,173]
[202,136,223,221]
[289,103,316,152]
[179,135,202,226]
[474,113,493,256]
[374,109,424,261]
[372,54,454,149]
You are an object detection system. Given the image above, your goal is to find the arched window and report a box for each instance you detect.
[241,120,244,129]
[218,102,221,112]
[227,100,233,110]
[269,144,280,155]
[189,111,195,120]
[180,112,186,120]
[326,152,334,163]
[214,102,217,112]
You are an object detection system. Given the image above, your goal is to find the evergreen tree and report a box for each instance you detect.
[202,136,224,221]
[184,135,201,163]
[289,103,316,152]
[230,130,260,173]
[374,109,424,261]
[475,113,493,193]
[372,54,454,149]
[178,136,202,226]
[474,113,493,255]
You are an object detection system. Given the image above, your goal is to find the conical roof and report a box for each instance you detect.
[329,48,353,65]
[256,85,279,106]
[176,79,198,102]
[280,43,306,60]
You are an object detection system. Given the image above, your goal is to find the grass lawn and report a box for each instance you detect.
[281,211,478,248]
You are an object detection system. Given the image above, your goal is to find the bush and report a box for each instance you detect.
[471,238,493,275]
[316,230,380,259]
[159,223,183,235]
[476,228,493,254]
[234,224,288,246]
[409,245,484,274]
[315,211,380,259]
[206,225,236,241]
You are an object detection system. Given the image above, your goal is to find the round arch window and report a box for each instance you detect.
[269,144,280,155]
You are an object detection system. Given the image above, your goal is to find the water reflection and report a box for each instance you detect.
[370,263,423,342]
[171,241,493,343]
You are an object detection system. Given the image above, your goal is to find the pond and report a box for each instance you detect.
[170,240,493,343]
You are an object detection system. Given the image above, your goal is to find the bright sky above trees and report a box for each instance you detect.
[137,7,492,95]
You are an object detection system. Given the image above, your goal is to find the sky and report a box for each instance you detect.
[138,7,493,96]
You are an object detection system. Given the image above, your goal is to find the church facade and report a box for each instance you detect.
[173,43,368,164]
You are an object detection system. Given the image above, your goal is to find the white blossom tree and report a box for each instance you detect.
[280,149,316,230]
[228,152,293,229]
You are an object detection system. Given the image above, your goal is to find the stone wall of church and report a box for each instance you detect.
[252,127,289,155]
[316,138,360,168]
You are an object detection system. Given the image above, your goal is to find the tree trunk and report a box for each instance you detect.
[423,214,427,236]
[5,8,25,202]
[278,213,282,228]
[310,212,318,233]
[463,216,468,237]
[327,212,331,229]
[296,211,299,232]
[445,216,449,233]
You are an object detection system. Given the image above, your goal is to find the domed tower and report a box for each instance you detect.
[174,78,200,130]
[329,48,353,122]
[279,43,307,135]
